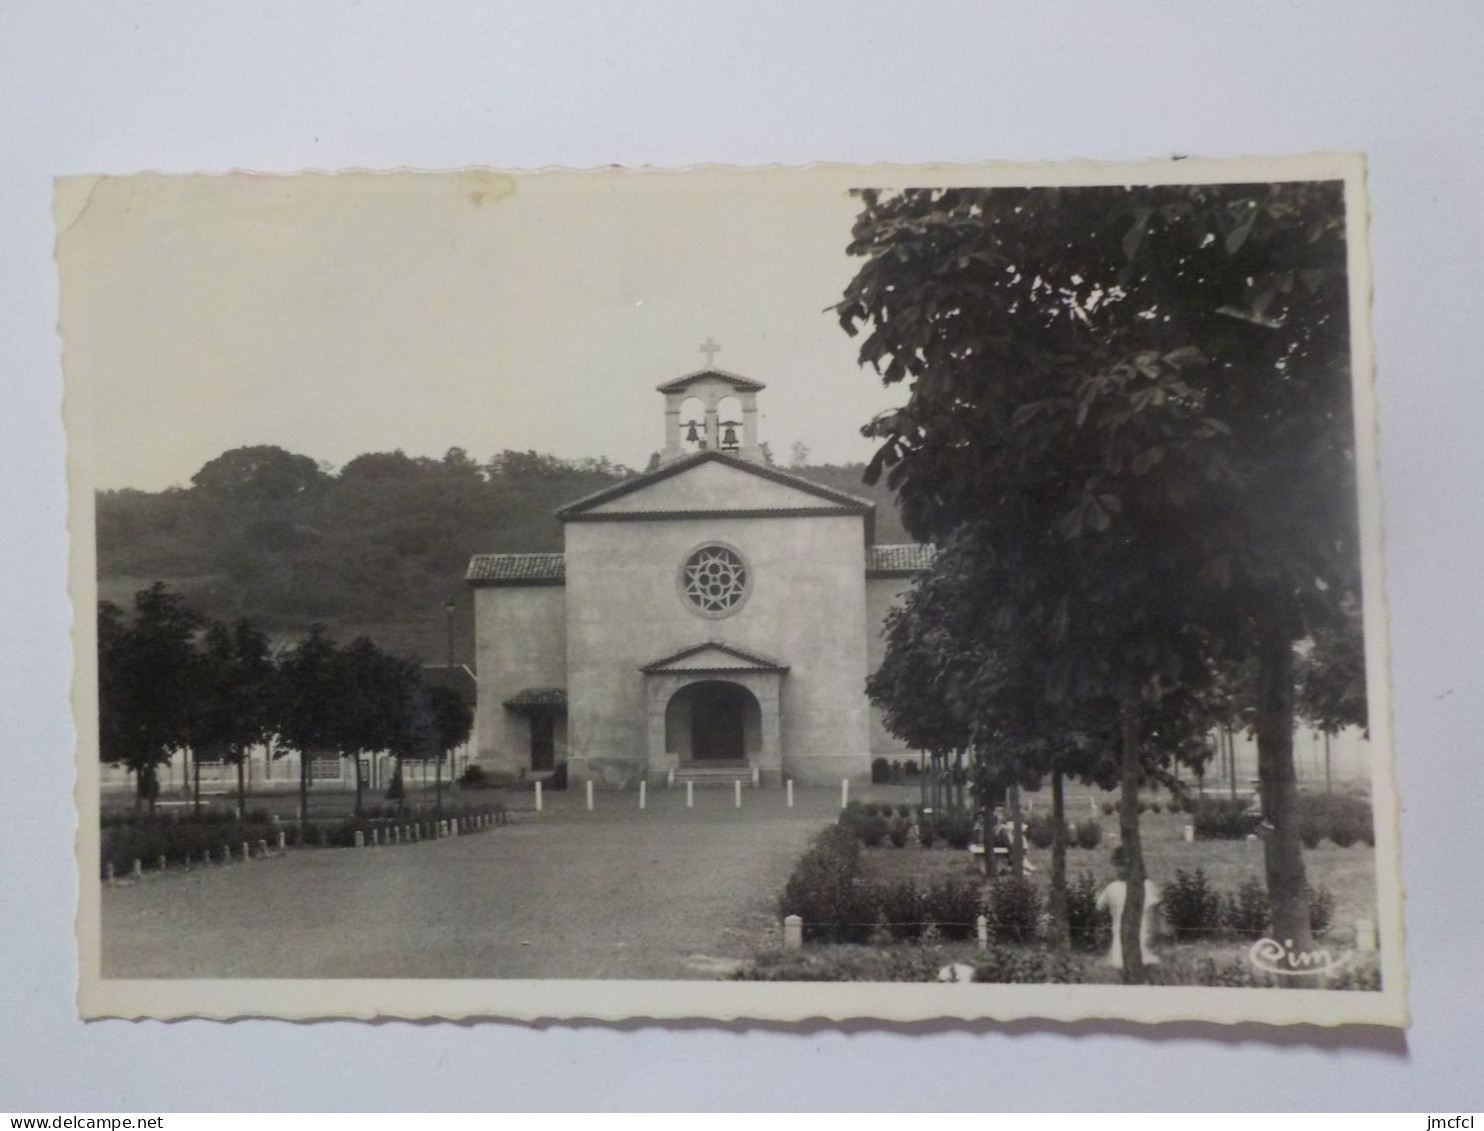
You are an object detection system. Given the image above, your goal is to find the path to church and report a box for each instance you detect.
[101,787,863,980]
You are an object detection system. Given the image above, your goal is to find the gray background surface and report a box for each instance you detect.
[3,0,1480,1111]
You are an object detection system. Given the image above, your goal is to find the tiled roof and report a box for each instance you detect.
[655,368,767,394]
[465,553,566,585]
[866,543,935,575]
[501,687,568,712]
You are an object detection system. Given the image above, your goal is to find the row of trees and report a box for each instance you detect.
[842,181,1367,982]
[98,583,472,820]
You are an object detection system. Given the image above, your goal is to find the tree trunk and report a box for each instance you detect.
[1227,725,1238,800]
[1255,613,1315,981]
[1324,731,1333,795]
[1118,697,1147,984]
[1049,767,1069,950]
[354,755,365,817]
[1008,782,1024,881]
[193,753,202,816]
[236,757,246,820]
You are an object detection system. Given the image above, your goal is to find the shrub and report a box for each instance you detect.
[917,818,940,849]
[1073,818,1103,850]
[887,817,910,849]
[1024,812,1063,850]
[903,759,920,777]
[548,762,569,790]
[924,877,983,941]
[858,814,889,848]
[987,876,1041,944]
[1224,878,1270,940]
[458,765,489,789]
[1192,798,1258,840]
[860,802,879,818]
[735,947,941,982]
[1299,813,1323,850]
[384,768,405,801]
[1100,799,1117,816]
[877,880,925,941]
[1162,868,1223,941]
[939,810,976,850]
[777,825,872,944]
[1328,817,1360,848]
[974,946,1087,984]
[870,757,891,784]
[1149,800,1163,814]
[1065,871,1106,953]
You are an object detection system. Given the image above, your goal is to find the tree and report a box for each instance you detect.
[429,684,473,813]
[190,445,328,500]
[97,584,203,812]
[187,618,275,816]
[839,182,1356,976]
[276,626,342,825]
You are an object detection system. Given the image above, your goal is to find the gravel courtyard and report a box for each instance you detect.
[100,786,842,980]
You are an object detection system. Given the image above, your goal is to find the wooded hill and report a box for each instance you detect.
[96,444,909,663]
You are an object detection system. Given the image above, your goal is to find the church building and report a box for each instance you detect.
[465,367,932,788]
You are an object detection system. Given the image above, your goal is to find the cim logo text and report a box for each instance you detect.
[1247,937,1349,977]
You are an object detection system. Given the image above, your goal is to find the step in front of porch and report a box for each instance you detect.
[671,764,757,787]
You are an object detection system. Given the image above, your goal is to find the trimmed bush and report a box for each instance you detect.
[924,877,983,941]
[917,817,940,849]
[903,759,920,777]
[939,810,976,850]
[887,817,910,848]
[877,880,926,941]
[1308,884,1335,935]
[1149,800,1163,814]
[1328,817,1360,848]
[1065,871,1106,953]
[1024,812,1064,850]
[858,814,889,848]
[1100,799,1117,816]
[777,825,872,944]
[457,765,489,789]
[1224,878,1270,940]
[870,757,891,784]
[1073,818,1103,850]
[1192,798,1259,840]
[987,876,1041,944]
[1162,868,1223,941]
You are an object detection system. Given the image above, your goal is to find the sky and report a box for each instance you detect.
[57,168,910,491]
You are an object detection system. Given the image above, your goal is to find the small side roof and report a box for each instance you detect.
[866,543,936,577]
[465,553,566,586]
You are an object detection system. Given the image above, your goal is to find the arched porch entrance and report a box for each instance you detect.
[641,642,787,785]
[665,680,761,763]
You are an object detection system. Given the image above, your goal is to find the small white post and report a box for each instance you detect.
[372,828,380,847]
[106,861,115,885]
[786,779,794,808]
[639,780,647,810]
[157,854,167,873]
[1356,919,1377,953]
[1183,821,1195,843]
[241,841,251,861]
[586,780,594,811]
[976,914,989,952]
[686,780,694,809]
[667,767,675,789]
[131,858,142,879]
[277,831,286,851]
[535,780,543,812]
[257,838,268,858]
[783,914,803,951]
[840,778,850,809]
[734,780,742,809]
[354,830,365,848]
[752,764,760,788]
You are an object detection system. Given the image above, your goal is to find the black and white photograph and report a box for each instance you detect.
[63,158,1401,1026]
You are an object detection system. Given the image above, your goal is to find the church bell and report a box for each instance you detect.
[720,422,739,449]
[685,421,701,443]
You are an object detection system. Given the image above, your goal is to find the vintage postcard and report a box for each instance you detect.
[64,157,1405,1025]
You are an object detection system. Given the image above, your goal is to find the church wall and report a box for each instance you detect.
[563,513,873,785]
[865,575,921,761]
[471,585,567,775]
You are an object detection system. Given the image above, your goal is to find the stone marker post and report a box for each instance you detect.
[257,838,268,858]
[241,841,251,861]
[686,780,694,809]
[734,780,742,809]
[277,831,287,850]
[1183,821,1195,842]
[132,859,142,879]
[783,915,803,951]
[639,780,647,810]
[535,780,543,812]
[976,915,989,952]
[840,778,849,809]
[786,780,794,808]
[157,855,167,873]
[354,830,365,848]
[586,780,594,812]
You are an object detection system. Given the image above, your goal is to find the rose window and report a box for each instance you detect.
[681,545,750,615]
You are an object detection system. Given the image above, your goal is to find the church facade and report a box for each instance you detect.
[465,368,931,788]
